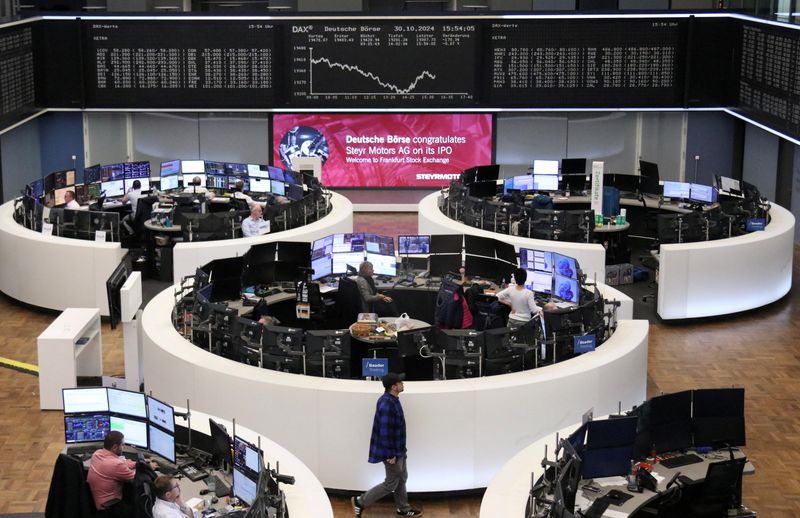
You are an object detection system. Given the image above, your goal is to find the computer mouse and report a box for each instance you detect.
[212,496,219,504]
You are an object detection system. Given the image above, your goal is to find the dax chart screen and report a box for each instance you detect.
[288,22,480,108]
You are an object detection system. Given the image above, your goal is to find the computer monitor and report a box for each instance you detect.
[182,174,207,188]
[332,251,365,275]
[248,177,270,193]
[582,416,638,479]
[181,160,205,174]
[227,175,249,191]
[311,256,332,281]
[692,388,745,448]
[612,174,641,194]
[396,326,434,358]
[483,327,513,359]
[287,184,305,201]
[63,387,109,414]
[716,175,742,195]
[233,468,259,506]
[639,160,660,181]
[519,248,553,273]
[107,388,147,419]
[160,160,181,177]
[464,235,495,258]
[64,414,110,444]
[233,435,262,473]
[267,166,286,182]
[332,233,365,253]
[160,174,179,192]
[148,424,175,464]
[270,180,285,196]
[560,174,588,193]
[366,252,397,277]
[648,390,693,454]
[206,174,226,191]
[109,416,148,449]
[209,418,232,469]
[247,164,269,178]
[527,270,553,294]
[305,329,351,357]
[639,175,661,196]
[689,183,717,203]
[101,179,125,198]
[54,187,72,206]
[311,235,333,260]
[398,235,430,255]
[552,253,578,279]
[553,274,579,304]
[146,395,175,433]
[465,255,507,283]
[277,241,310,264]
[263,326,305,353]
[533,159,559,176]
[533,174,559,191]
[561,158,587,175]
[567,422,588,455]
[84,164,102,184]
[511,175,534,191]
[429,254,462,278]
[365,234,394,256]
[663,181,690,199]
[438,329,485,353]
[430,234,462,254]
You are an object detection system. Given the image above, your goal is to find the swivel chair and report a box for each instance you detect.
[685,458,747,518]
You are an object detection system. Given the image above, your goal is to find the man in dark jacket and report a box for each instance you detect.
[352,373,422,517]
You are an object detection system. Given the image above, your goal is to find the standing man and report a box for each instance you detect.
[152,475,196,518]
[352,373,422,517]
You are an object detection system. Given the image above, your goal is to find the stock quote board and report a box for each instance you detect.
[738,21,800,141]
[489,18,687,108]
[287,21,480,108]
[84,20,277,109]
[0,24,36,129]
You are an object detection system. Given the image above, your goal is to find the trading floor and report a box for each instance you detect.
[0,213,798,518]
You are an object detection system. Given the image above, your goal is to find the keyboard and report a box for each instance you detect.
[660,453,703,469]
[155,461,179,476]
[66,444,99,456]
[180,463,208,482]
[207,473,231,498]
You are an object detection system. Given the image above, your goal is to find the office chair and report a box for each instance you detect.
[335,277,362,328]
[685,458,747,518]
[45,453,94,518]
[230,197,249,212]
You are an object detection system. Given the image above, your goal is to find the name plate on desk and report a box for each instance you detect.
[95,230,107,242]
[746,218,766,232]
[41,222,53,235]
[362,358,388,378]
[574,335,596,354]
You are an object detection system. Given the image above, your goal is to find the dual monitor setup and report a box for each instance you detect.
[519,248,580,304]
[529,388,746,518]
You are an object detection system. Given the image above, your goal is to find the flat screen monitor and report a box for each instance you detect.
[204,161,225,175]
[160,175,179,191]
[63,387,109,414]
[227,176,249,191]
[234,435,262,473]
[553,274,579,304]
[181,160,205,174]
[429,254,462,278]
[533,160,559,176]
[560,174,588,192]
[692,388,745,448]
[533,174,559,191]
[54,187,72,206]
[582,416,638,479]
[519,248,553,273]
[287,184,305,201]
[101,179,125,198]
[689,183,717,203]
[146,395,175,433]
[398,235,430,255]
[366,252,396,277]
[332,251,365,275]
[209,419,232,468]
[64,414,110,444]
[639,160,660,180]
[464,234,495,258]
[225,163,247,174]
[311,256,332,281]
[717,175,741,194]
[639,175,661,195]
[649,390,693,454]
[527,270,553,294]
[511,175,534,191]
[311,235,333,259]
[148,424,176,464]
[109,416,148,449]
[465,255,503,282]
[233,468,258,506]
[332,233,365,253]
[160,160,181,177]
[247,164,269,178]
[365,234,394,256]
[277,242,310,264]
[248,177,270,193]
[270,180,285,196]
[663,181,690,199]
[84,164,103,184]
[267,166,285,182]
[182,174,207,188]
[107,388,147,419]
[567,423,588,454]
[430,234,462,254]
[206,174,227,190]
[561,158,587,175]
[613,174,641,194]
[552,253,578,279]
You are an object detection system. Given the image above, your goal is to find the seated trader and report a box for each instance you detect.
[182,176,210,195]
[121,180,145,215]
[232,180,256,209]
[241,203,270,237]
[64,190,80,210]
[356,261,397,317]
[87,430,158,517]
[152,475,196,518]
[496,268,555,329]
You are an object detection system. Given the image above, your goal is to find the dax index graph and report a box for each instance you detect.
[288,22,479,107]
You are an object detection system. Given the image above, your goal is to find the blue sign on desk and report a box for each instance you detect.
[574,335,596,354]
[746,218,766,232]
[362,358,389,378]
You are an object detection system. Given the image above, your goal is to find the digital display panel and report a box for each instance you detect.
[54,187,71,206]
[367,252,397,277]
[689,183,716,203]
[267,166,285,182]
[533,160,559,175]
[520,248,553,273]
[160,175,179,191]
[365,234,394,255]
[181,160,205,174]
[554,274,579,304]
[146,395,175,433]
[249,177,270,193]
[65,414,110,444]
[182,174,207,188]
[526,270,553,294]
[312,235,333,259]
[332,252,365,275]
[233,468,258,506]
[663,181,691,199]
[398,235,430,255]
[247,164,268,178]
[0,26,36,131]
[273,113,493,188]
[288,21,479,108]
[109,416,148,449]
[101,180,125,198]
[84,20,276,109]
[233,436,261,473]
[107,388,147,419]
[63,387,109,414]
[332,233,365,253]
[160,160,180,177]
[553,253,578,279]
[510,175,534,191]
[148,424,175,464]
[311,256,332,281]
[533,174,559,191]
[270,180,285,196]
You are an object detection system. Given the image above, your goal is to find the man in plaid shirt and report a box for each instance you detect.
[352,372,422,517]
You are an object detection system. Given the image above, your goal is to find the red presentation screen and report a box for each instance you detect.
[273,113,493,188]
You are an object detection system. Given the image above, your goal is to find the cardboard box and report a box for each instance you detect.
[605,264,620,286]
[619,263,634,285]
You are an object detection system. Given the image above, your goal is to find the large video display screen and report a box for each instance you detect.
[273,113,493,187]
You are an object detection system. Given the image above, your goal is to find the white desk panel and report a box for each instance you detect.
[0,201,127,316]
[142,286,647,492]
[417,193,608,285]
[171,192,353,282]
[657,203,794,319]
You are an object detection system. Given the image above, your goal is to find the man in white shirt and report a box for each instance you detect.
[152,475,196,518]
[182,176,209,195]
[241,203,270,237]
[64,190,81,210]
[232,180,256,209]
[122,180,145,214]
